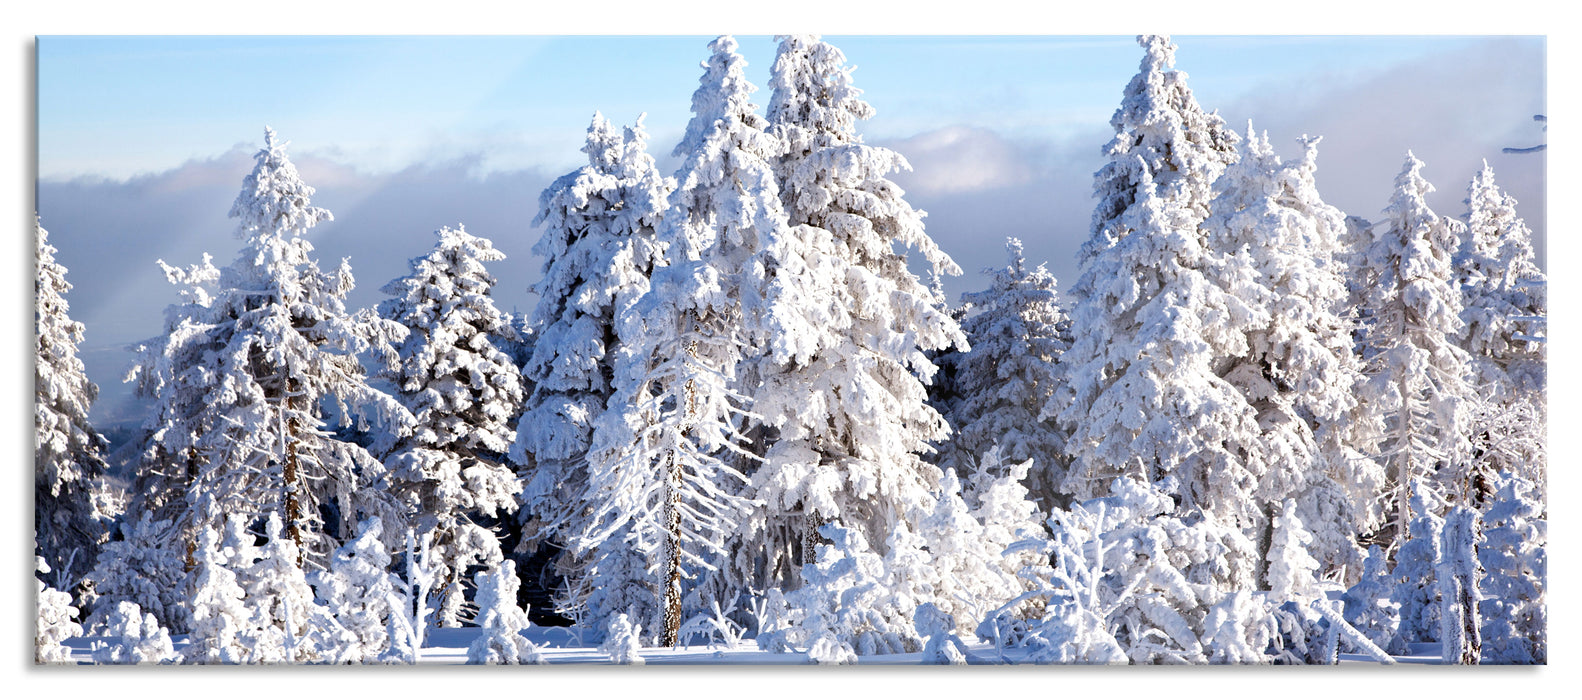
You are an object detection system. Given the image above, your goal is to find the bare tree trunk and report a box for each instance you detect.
[660,453,683,647]
[281,390,305,566]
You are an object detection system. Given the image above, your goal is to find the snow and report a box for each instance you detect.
[35,33,1547,671]
[57,622,1460,666]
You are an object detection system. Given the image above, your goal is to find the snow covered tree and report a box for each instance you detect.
[467,560,546,665]
[90,601,177,665]
[573,36,773,645]
[35,215,113,580]
[1050,35,1259,534]
[1201,127,1379,577]
[513,112,671,549]
[126,128,413,567]
[747,33,966,591]
[1477,472,1546,663]
[1086,35,1238,256]
[1391,481,1445,644]
[244,512,351,663]
[1355,153,1473,540]
[35,556,80,664]
[314,517,413,663]
[1455,164,1546,508]
[1264,499,1322,604]
[963,447,1050,597]
[913,467,1029,632]
[376,225,524,626]
[1053,161,1262,528]
[938,239,1071,507]
[758,522,924,660]
[1341,545,1406,655]
[1457,162,1546,394]
[979,477,1266,664]
[914,602,973,665]
[601,613,646,665]
[1438,505,1481,664]
[86,514,191,633]
[182,525,252,664]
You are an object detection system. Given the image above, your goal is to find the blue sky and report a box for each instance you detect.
[33,34,1547,425]
[40,35,1509,179]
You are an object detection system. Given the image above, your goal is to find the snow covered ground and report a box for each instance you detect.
[55,625,1438,665]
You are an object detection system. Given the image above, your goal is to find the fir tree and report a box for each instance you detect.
[35,215,113,580]
[182,526,251,664]
[1457,162,1546,394]
[1051,35,1259,530]
[1456,163,1547,507]
[467,560,546,664]
[1477,472,1545,663]
[1200,127,1378,577]
[314,516,413,663]
[939,239,1071,507]
[86,513,192,633]
[1264,499,1322,604]
[89,602,177,665]
[1355,153,1472,541]
[1054,163,1262,525]
[748,33,966,591]
[573,36,782,647]
[513,112,671,549]
[377,225,525,626]
[126,128,414,566]
[243,512,351,663]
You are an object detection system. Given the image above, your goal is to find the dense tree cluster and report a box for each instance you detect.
[37,34,1544,665]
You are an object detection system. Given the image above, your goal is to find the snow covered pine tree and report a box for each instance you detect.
[747,33,965,595]
[36,215,114,582]
[575,36,772,646]
[125,128,414,569]
[377,225,525,626]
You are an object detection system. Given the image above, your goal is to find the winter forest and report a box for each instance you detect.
[34,34,1547,666]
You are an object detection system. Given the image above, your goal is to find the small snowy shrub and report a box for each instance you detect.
[86,513,191,634]
[36,556,81,665]
[315,517,414,664]
[182,526,252,664]
[90,601,176,664]
[601,613,645,665]
[915,603,971,665]
[467,560,545,665]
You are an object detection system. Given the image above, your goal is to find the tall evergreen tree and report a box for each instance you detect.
[937,238,1070,508]
[1049,34,1258,525]
[1455,163,1546,506]
[126,128,414,565]
[512,113,671,547]
[35,215,114,580]
[1085,34,1238,261]
[1355,153,1473,544]
[1457,162,1546,394]
[574,36,776,645]
[376,225,525,626]
[746,33,966,590]
[1200,127,1379,577]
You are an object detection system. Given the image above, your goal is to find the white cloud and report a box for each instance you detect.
[884,126,1039,195]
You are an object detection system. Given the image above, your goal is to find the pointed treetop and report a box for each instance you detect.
[1138,34,1177,72]
[677,35,762,160]
[229,127,331,242]
[584,112,622,173]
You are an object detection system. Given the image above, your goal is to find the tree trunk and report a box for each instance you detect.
[282,391,305,566]
[659,459,683,648]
